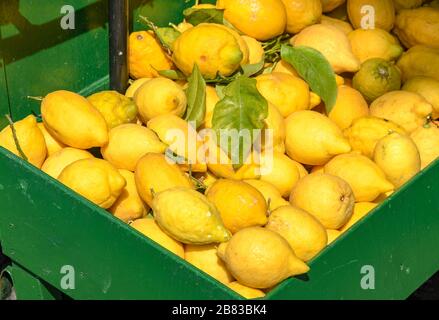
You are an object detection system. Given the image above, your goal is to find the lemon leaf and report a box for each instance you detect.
[212,77,268,167]
[185,64,206,128]
[155,27,181,49]
[157,69,186,80]
[183,8,224,26]
[281,45,338,113]
[241,56,265,77]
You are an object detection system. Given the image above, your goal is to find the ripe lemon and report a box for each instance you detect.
[109,170,149,223]
[410,124,439,169]
[244,179,289,211]
[262,104,286,153]
[396,45,439,82]
[128,31,174,79]
[241,36,264,64]
[403,76,439,119]
[285,111,351,165]
[217,0,287,41]
[206,179,268,234]
[321,15,353,35]
[125,78,151,98]
[0,115,46,168]
[266,205,328,261]
[328,85,369,130]
[58,158,126,209]
[185,244,234,284]
[152,187,231,244]
[130,218,184,258]
[273,60,299,77]
[339,202,378,233]
[289,173,355,229]
[347,0,395,31]
[344,116,407,158]
[217,227,309,289]
[134,78,187,123]
[373,132,421,188]
[227,282,265,299]
[135,153,194,207]
[370,91,433,133]
[203,86,220,129]
[41,90,108,149]
[321,0,347,12]
[101,124,167,172]
[37,122,65,157]
[326,229,341,244]
[311,165,325,174]
[393,0,424,11]
[324,152,394,202]
[281,0,322,34]
[292,160,309,178]
[41,147,94,179]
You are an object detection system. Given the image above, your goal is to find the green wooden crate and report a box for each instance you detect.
[1,0,438,300]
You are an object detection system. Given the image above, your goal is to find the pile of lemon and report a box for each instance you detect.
[1,0,439,299]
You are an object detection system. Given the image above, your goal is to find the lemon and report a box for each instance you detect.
[347,0,395,31]
[128,31,174,79]
[101,124,167,172]
[373,132,421,188]
[41,90,108,149]
[87,91,138,129]
[244,179,289,211]
[324,152,394,202]
[410,124,439,169]
[203,86,220,129]
[394,7,439,49]
[293,160,309,178]
[320,15,353,35]
[348,29,403,64]
[152,187,231,244]
[289,173,355,229]
[195,171,217,189]
[172,23,243,79]
[0,115,47,168]
[206,179,268,234]
[393,0,425,11]
[135,153,194,207]
[217,0,287,41]
[266,205,328,261]
[134,78,187,123]
[41,147,94,179]
[130,218,184,258]
[184,244,234,284]
[58,158,126,209]
[339,202,378,233]
[311,165,325,174]
[397,45,439,82]
[281,0,322,34]
[109,170,149,222]
[285,111,352,165]
[241,36,264,64]
[37,122,65,157]
[273,60,299,77]
[403,76,439,119]
[256,73,320,118]
[217,227,309,289]
[175,22,194,33]
[326,229,341,244]
[227,282,265,299]
[290,24,360,73]
[344,116,407,158]
[259,152,301,197]
[262,104,286,153]
[321,0,347,12]
[125,78,151,98]
[328,85,369,130]
[215,24,250,65]
[370,91,433,133]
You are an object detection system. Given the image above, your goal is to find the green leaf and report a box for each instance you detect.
[212,77,268,167]
[241,56,265,77]
[281,45,338,113]
[215,84,226,99]
[183,7,224,26]
[138,15,176,54]
[185,64,206,128]
[155,27,181,49]
[158,69,186,80]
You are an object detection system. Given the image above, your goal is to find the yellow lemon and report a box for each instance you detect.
[37,122,65,157]
[262,104,286,153]
[227,282,265,299]
[214,24,250,65]
[281,0,322,34]
[130,218,184,258]
[311,165,325,174]
[285,111,352,165]
[58,158,126,209]
[326,229,341,244]
[266,205,328,261]
[370,91,433,133]
[134,78,187,123]
[403,76,439,119]
[101,124,167,172]
[321,15,353,35]
[344,116,407,158]
[244,179,289,211]
[348,28,403,63]
[321,0,347,12]
[241,36,264,64]
[152,187,231,244]
[289,173,355,229]
[293,160,309,178]
[125,78,151,98]
[273,60,299,77]
[328,85,369,130]
[128,31,174,79]
[393,0,425,11]
[324,152,394,202]
[217,227,309,289]
[347,0,395,31]
[185,244,234,284]
[41,147,94,179]
[175,22,194,33]
[410,124,439,169]
[397,45,439,82]
[135,153,194,207]
[0,115,46,168]
[373,132,421,188]
[41,90,108,149]
[206,179,268,234]
[290,24,360,73]
[109,170,149,222]
[339,202,378,233]
[217,0,287,41]
[203,86,220,129]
